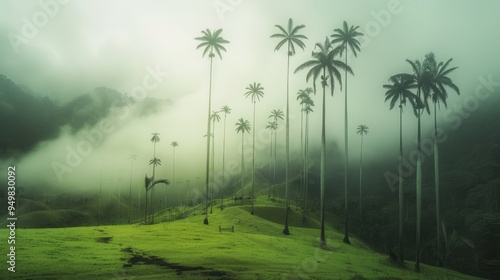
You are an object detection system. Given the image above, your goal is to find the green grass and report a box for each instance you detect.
[0,200,482,280]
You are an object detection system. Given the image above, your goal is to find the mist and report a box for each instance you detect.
[1,0,499,197]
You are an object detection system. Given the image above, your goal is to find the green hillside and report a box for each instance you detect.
[0,202,481,280]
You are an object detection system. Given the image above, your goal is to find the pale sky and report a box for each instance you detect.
[1,0,499,194]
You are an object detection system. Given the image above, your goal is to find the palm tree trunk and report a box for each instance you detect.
[99,170,102,225]
[222,113,227,210]
[241,133,245,205]
[151,143,157,224]
[320,69,327,246]
[273,130,277,200]
[283,45,291,235]
[251,102,256,215]
[343,48,350,244]
[303,112,310,224]
[129,160,133,224]
[300,104,304,211]
[269,131,273,198]
[399,103,404,262]
[415,89,422,271]
[211,119,215,214]
[434,103,442,267]
[204,56,213,225]
[359,133,363,231]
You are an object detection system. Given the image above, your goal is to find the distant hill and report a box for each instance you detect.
[0,75,172,157]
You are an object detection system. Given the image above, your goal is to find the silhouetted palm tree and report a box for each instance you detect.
[128,154,137,223]
[384,73,418,262]
[144,175,170,223]
[195,28,229,225]
[268,109,284,200]
[210,111,221,214]
[170,141,179,210]
[403,56,431,271]
[331,20,363,245]
[244,82,264,215]
[266,121,278,198]
[355,125,368,228]
[147,132,160,224]
[295,38,351,247]
[148,157,161,224]
[297,88,314,212]
[235,118,251,205]
[299,89,314,223]
[221,105,231,210]
[424,53,459,267]
[271,18,307,235]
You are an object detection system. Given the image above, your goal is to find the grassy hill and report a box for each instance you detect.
[0,200,481,280]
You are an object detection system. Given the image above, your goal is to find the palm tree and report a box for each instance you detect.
[144,175,170,220]
[235,118,251,205]
[170,141,179,210]
[210,111,221,214]
[424,53,459,267]
[268,109,284,200]
[128,154,137,223]
[220,105,231,210]
[271,18,307,235]
[295,37,351,246]
[355,125,369,228]
[195,28,229,225]
[383,73,418,262]
[331,20,363,245]
[244,82,264,215]
[147,132,160,224]
[300,90,314,223]
[148,157,161,224]
[297,88,314,214]
[403,56,431,271]
[266,121,278,198]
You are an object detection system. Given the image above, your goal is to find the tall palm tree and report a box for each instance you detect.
[297,88,314,212]
[266,121,278,198]
[268,109,284,200]
[235,118,251,205]
[148,157,161,224]
[195,28,229,225]
[170,141,179,210]
[221,105,231,210]
[300,91,314,223]
[383,73,418,262]
[244,82,264,215]
[424,53,459,267]
[128,154,137,223]
[355,125,369,229]
[210,111,221,214]
[144,175,170,221]
[331,21,363,245]
[404,56,431,271]
[295,37,351,246]
[271,18,307,235]
[147,132,160,224]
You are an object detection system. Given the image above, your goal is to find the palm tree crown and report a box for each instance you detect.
[269,109,284,122]
[356,125,369,136]
[330,21,363,57]
[423,52,460,107]
[244,82,265,103]
[294,37,352,96]
[235,118,250,134]
[271,18,307,56]
[383,74,419,113]
[195,29,230,59]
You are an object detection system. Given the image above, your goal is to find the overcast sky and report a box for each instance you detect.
[1,0,499,194]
